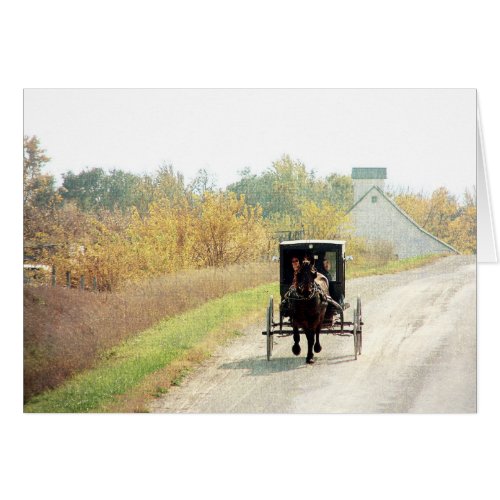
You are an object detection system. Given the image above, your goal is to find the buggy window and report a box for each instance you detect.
[319,251,337,281]
[283,251,307,286]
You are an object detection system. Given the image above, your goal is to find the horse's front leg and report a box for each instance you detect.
[305,329,315,364]
[314,327,322,353]
[314,305,326,354]
[292,325,301,356]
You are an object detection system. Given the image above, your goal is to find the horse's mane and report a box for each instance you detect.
[299,261,329,295]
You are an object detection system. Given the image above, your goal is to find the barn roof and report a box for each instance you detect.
[346,185,459,254]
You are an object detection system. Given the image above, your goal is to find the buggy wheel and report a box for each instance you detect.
[356,296,362,356]
[270,295,274,325]
[266,296,274,361]
[353,307,358,360]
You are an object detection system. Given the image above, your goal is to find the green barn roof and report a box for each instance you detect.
[351,167,387,179]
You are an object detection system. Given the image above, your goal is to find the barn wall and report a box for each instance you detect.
[350,188,456,258]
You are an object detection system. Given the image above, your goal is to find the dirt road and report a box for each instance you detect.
[150,255,476,413]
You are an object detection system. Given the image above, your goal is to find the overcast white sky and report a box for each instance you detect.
[23,88,476,196]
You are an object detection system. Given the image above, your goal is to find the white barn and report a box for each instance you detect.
[347,167,458,259]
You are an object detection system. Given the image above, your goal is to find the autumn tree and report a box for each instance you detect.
[152,163,187,205]
[191,192,268,267]
[23,135,61,243]
[448,188,477,254]
[126,198,194,277]
[299,200,351,240]
[266,155,315,217]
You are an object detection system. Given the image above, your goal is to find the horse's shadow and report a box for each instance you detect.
[220,354,356,376]
[220,356,304,375]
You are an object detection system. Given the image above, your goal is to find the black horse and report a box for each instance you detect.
[289,261,328,364]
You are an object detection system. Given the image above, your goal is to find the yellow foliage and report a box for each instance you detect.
[448,200,477,254]
[191,192,268,267]
[344,236,369,265]
[127,200,193,276]
[395,187,476,254]
[41,191,271,290]
[394,193,430,227]
[299,200,351,240]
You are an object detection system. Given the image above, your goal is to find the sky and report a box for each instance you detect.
[23,89,476,196]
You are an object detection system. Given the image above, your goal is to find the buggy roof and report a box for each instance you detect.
[279,240,346,246]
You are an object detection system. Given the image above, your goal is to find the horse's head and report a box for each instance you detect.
[296,260,318,296]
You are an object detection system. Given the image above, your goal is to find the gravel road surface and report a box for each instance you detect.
[150,255,476,413]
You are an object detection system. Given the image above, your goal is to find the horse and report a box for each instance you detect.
[289,261,328,364]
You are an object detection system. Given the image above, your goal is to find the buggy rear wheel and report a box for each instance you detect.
[356,296,362,356]
[353,306,359,360]
[266,296,274,361]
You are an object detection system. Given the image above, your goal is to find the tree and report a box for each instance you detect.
[299,200,351,240]
[228,156,354,221]
[24,135,51,197]
[188,168,217,197]
[228,155,317,219]
[23,136,61,242]
[127,198,193,276]
[106,169,143,213]
[391,189,430,228]
[61,167,143,213]
[61,168,108,211]
[227,168,275,217]
[323,173,354,210]
[422,188,458,241]
[267,154,315,217]
[191,192,267,267]
[448,187,477,254]
[153,163,187,204]
[130,174,156,217]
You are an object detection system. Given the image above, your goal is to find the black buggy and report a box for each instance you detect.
[263,240,363,361]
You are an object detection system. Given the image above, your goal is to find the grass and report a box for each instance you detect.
[346,253,446,279]
[24,282,279,413]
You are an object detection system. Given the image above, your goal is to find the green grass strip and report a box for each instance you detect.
[24,282,279,413]
[346,253,445,279]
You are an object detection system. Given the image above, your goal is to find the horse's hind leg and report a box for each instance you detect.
[314,330,322,353]
[292,326,301,356]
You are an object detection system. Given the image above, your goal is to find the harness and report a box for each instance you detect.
[285,281,323,302]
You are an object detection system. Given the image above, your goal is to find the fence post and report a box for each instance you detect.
[52,266,56,287]
[80,275,85,290]
[93,276,97,292]
[66,271,71,288]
